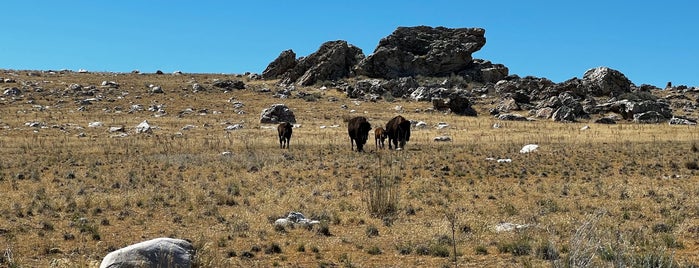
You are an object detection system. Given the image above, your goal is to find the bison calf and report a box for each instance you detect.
[385,115,411,150]
[348,116,372,152]
[375,127,387,149]
[277,122,293,149]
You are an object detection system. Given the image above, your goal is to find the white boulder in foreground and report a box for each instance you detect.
[520,144,539,154]
[99,237,194,268]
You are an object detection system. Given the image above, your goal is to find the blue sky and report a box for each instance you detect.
[2,1,696,87]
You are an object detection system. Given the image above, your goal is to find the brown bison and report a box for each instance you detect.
[277,122,293,149]
[385,115,411,150]
[347,116,372,152]
[375,127,387,149]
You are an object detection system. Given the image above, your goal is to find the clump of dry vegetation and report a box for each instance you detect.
[1,69,699,267]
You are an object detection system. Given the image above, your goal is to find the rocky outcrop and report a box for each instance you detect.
[356,26,487,79]
[459,59,509,84]
[262,50,297,79]
[272,41,364,86]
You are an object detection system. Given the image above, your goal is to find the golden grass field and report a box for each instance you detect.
[1,70,699,267]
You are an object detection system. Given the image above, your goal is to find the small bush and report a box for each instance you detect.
[264,243,282,254]
[396,244,412,255]
[366,246,382,255]
[475,245,488,255]
[652,223,673,233]
[685,161,699,170]
[536,242,559,260]
[498,239,532,256]
[429,244,451,258]
[316,222,331,236]
[365,225,379,237]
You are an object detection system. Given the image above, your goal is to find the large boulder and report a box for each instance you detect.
[99,238,194,268]
[625,100,672,119]
[581,67,633,97]
[356,26,487,79]
[633,111,665,124]
[262,49,297,79]
[260,104,296,124]
[276,40,365,86]
[432,94,477,116]
[551,106,576,122]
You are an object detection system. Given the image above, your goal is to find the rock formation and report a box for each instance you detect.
[355,26,487,79]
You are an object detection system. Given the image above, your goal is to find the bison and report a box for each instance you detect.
[385,115,411,150]
[347,116,372,152]
[277,122,293,149]
[375,127,387,149]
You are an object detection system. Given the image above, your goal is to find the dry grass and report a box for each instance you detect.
[1,70,699,267]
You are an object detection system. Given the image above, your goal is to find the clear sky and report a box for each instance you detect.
[2,1,696,87]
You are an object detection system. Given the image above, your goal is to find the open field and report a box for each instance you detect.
[1,70,699,267]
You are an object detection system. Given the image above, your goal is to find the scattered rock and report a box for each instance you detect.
[273,212,320,228]
[433,136,452,142]
[497,114,528,121]
[520,144,539,154]
[225,124,244,130]
[99,238,194,268]
[668,117,697,125]
[213,79,245,90]
[495,222,531,232]
[3,87,21,96]
[135,120,152,133]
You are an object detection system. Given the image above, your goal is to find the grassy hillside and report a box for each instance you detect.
[1,70,698,267]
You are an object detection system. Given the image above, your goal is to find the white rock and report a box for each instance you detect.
[497,158,512,163]
[109,126,124,132]
[99,238,194,268]
[495,222,531,232]
[436,122,449,129]
[135,120,152,133]
[415,121,428,128]
[88,122,103,128]
[181,125,196,130]
[580,125,590,130]
[225,124,243,131]
[433,136,452,142]
[520,144,539,154]
[492,123,501,129]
